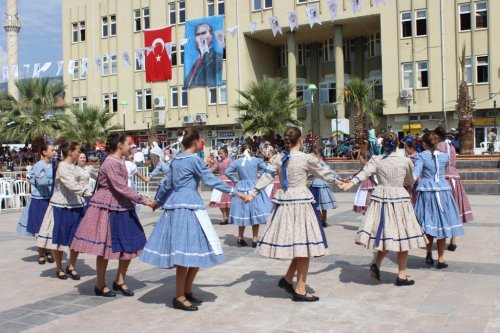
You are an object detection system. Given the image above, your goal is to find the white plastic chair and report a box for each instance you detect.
[13,180,31,209]
[89,178,97,192]
[0,181,16,212]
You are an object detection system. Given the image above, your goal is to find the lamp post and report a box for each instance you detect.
[407,103,411,135]
[307,84,318,134]
[120,100,128,132]
[490,93,498,135]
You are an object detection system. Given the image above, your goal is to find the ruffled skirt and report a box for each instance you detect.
[309,185,338,210]
[37,206,85,250]
[26,198,50,235]
[447,177,473,223]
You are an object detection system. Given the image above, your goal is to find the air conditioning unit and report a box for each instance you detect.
[153,111,165,126]
[400,89,413,99]
[195,113,207,123]
[207,130,217,137]
[153,95,166,108]
[166,131,173,138]
[183,115,194,124]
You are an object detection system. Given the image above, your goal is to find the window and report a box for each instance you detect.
[111,93,118,112]
[103,94,109,110]
[297,0,307,3]
[401,12,412,38]
[135,52,143,71]
[323,39,335,62]
[368,33,381,57]
[208,87,217,105]
[253,0,273,11]
[218,0,225,15]
[72,60,79,80]
[72,23,78,43]
[169,2,176,25]
[207,0,215,16]
[73,97,80,108]
[110,15,116,36]
[178,1,186,24]
[459,4,471,31]
[415,10,427,36]
[296,79,311,105]
[102,55,109,76]
[278,45,288,67]
[476,56,488,84]
[464,57,472,84]
[343,39,351,61]
[134,9,141,32]
[181,87,188,107]
[297,44,310,66]
[79,21,86,42]
[136,90,143,111]
[171,87,179,108]
[110,54,117,75]
[171,45,178,66]
[475,1,487,29]
[402,63,414,89]
[219,84,227,104]
[143,7,150,30]
[319,77,336,105]
[80,59,87,79]
[145,89,152,110]
[417,61,428,88]
[101,17,108,38]
[180,45,185,65]
[81,96,87,110]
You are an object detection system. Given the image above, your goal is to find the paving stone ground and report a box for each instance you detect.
[0,192,499,333]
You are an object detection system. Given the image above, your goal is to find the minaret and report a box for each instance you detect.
[4,0,20,100]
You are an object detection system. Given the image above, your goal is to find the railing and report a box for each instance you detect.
[135,167,151,197]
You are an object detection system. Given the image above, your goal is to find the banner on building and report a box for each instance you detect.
[215,30,226,49]
[81,58,88,77]
[144,26,173,82]
[184,16,224,88]
[32,63,41,78]
[268,16,282,37]
[67,60,76,75]
[287,11,299,32]
[2,66,8,82]
[227,26,238,38]
[306,6,321,28]
[122,51,131,66]
[250,21,257,34]
[56,61,63,76]
[351,0,362,14]
[374,0,386,6]
[23,64,30,77]
[327,0,338,20]
[11,64,18,79]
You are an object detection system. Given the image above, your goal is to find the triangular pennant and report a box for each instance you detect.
[351,0,362,14]
[33,63,41,78]
[288,11,299,32]
[122,51,131,66]
[179,38,189,46]
[227,26,238,38]
[250,21,257,34]
[11,64,18,79]
[215,30,226,49]
[326,0,338,20]
[165,42,173,60]
[306,5,322,28]
[81,58,88,77]
[2,66,9,82]
[56,61,63,76]
[95,56,102,72]
[268,16,282,37]
[67,60,76,75]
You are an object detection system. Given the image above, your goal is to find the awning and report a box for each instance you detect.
[474,118,496,126]
[402,124,422,130]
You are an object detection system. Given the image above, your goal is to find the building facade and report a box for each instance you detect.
[62,0,499,149]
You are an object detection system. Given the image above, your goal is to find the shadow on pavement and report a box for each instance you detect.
[336,260,398,285]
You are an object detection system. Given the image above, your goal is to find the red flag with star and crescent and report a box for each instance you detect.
[144,26,172,82]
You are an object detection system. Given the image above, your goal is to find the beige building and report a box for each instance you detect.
[62,0,499,150]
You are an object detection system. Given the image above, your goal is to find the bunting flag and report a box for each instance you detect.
[215,30,225,49]
[32,63,41,78]
[134,49,144,67]
[179,38,189,46]
[327,0,338,20]
[2,66,8,82]
[268,16,282,37]
[165,42,173,60]
[81,58,88,77]
[94,56,102,73]
[144,26,173,82]
[56,61,64,76]
[250,21,257,34]
[23,64,30,77]
[351,0,362,14]
[227,26,238,38]
[67,60,76,75]
[11,64,18,79]
[374,0,386,6]
[306,5,322,28]
[33,62,52,78]
[122,51,131,66]
[287,11,299,32]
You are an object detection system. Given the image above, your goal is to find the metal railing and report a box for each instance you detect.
[135,167,151,197]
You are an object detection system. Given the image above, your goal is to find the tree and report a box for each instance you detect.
[456,45,475,155]
[343,78,384,148]
[59,106,122,152]
[234,77,303,143]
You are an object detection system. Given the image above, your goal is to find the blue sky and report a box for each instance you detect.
[0,0,62,77]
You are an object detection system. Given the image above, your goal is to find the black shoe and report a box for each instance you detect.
[185,293,203,304]
[370,264,381,281]
[395,277,415,286]
[292,290,319,302]
[65,266,81,280]
[278,278,294,294]
[322,222,328,228]
[94,285,116,297]
[46,253,54,264]
[112,282,134,296]
[447,244,457,252]
[425,252,434,265]
[56,270,68,280]
[252,241,257,248]
[237,239,248,247]
[172,297,198,311]
[38,256,46,265]
[437,262,448,269]
[219,220,229,225]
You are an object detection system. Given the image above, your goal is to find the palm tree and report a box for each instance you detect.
[59,106,122,152]
[343,78,384,148]
[234,76,303,143]
[456,45,475,155]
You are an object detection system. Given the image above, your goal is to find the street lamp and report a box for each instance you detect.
[120,100,128,132]
[490,93,498,135]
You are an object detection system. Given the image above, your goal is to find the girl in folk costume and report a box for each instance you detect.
[71,134,155,297]
[339,133,427,286]
[149,141,163,169]
[434,126,473,251]
[76,153,98,199]
[264,148,282,199]
[209,146,234,225]
[243,127,342,302]
[309,150,338,228]
[37,142,92,280]
[351,152,377,214]
[17,143,57,265]
[404,142,419,206]
[141,128,244,311]
[414,132,464,268]
[225,144,273,248]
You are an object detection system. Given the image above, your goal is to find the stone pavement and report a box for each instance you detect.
[0,192,499,333]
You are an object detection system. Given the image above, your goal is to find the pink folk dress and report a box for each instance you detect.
[352,169,377,214]
[209,157,234,208]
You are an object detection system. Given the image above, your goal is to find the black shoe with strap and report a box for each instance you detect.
[112,282,134,296]
[447,244,457,252]
[278,278,294,294]
[219,220,229,225]
[370,263,381,281]
[38,256,46,265]
[94,285,116,297]
[437,262,448,269]
[237,239,248,247]
[185,292,203,304]
[56,270,68,280]
[172,297,198,311]
[292,290,319,302]
[66,266,81,280]
[425,252,434,265]
[46,253,54,264]
[395,277,415,286]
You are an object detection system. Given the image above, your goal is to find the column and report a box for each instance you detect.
[287,32,297,118]
[334,25,345,119]
[4,0,20,100]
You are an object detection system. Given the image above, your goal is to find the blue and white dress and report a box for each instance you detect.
[413,150,464,239]
[309,160,338,211]
[17,160,55,236]
[226,156,273,226]
[141,152,236,269]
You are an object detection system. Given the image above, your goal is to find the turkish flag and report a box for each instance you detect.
[144,26,172,82]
